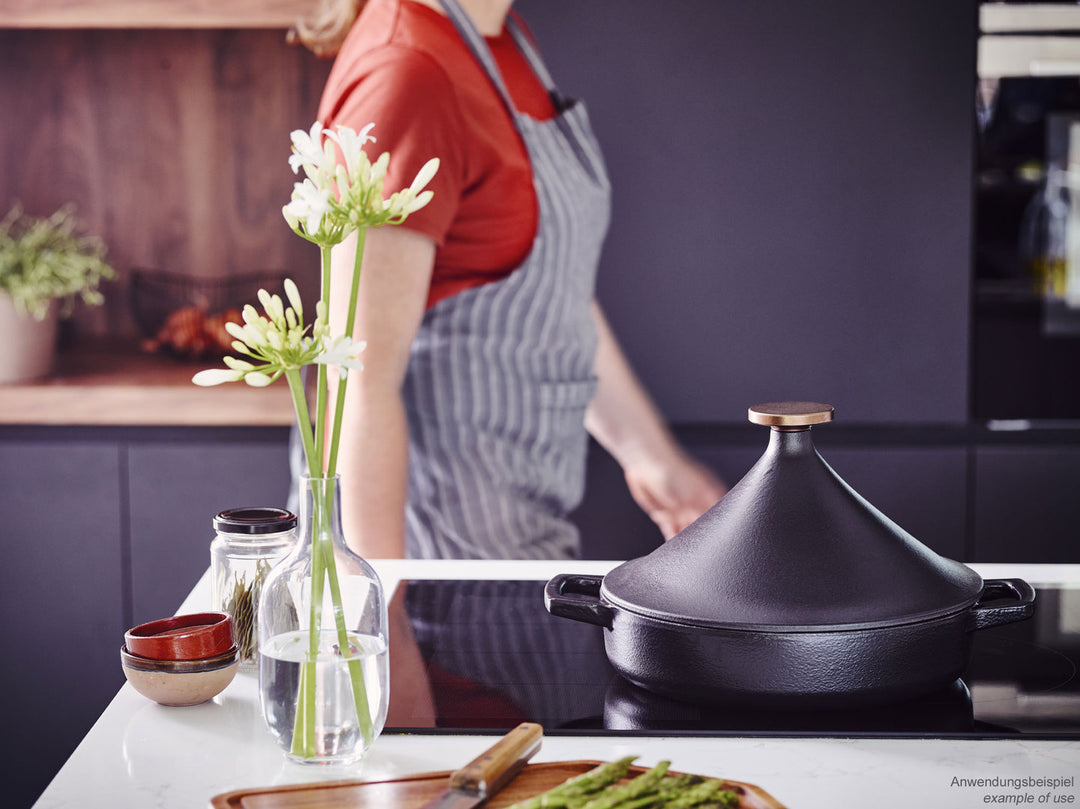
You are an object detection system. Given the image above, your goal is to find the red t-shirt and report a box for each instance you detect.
[317,0,557,309]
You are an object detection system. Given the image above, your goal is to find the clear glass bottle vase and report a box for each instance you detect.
[1020,167,1070,299]
[257,474,388,765]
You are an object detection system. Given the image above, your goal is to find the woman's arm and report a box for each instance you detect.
[329,226,436,558]
[584,301,728,539]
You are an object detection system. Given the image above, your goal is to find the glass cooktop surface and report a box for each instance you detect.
[382,578,1080,739]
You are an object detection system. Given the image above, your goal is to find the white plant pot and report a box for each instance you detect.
[0,291,59,384]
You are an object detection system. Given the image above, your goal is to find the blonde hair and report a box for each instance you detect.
[288,0,366,58]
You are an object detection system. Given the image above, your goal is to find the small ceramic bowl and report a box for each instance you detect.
[124,612,235,661]
[120,645,239,706]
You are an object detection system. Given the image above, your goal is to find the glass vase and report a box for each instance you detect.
[257,474,388,765]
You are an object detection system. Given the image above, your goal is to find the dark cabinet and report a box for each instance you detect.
[128,436,291,622]
[809,445,969,562]
[974,444,1080,562]
[1,426,290,807]
[0,439,125,809]
[577,437,969,563]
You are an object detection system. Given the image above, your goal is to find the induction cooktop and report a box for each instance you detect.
[383,579,1080,739]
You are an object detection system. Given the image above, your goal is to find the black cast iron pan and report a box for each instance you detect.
[546,402,1036,708]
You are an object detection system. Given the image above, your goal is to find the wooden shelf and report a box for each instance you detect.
[0,0,316,29]
[0,340,295,426]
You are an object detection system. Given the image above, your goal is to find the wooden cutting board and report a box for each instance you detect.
[209,760,787,809]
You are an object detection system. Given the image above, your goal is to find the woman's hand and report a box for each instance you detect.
[585,302,728,542]
[623,450,728,539]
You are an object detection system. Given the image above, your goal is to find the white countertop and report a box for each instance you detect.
[34,560,1080,809]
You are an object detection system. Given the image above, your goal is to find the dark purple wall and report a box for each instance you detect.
[519,0,977,425]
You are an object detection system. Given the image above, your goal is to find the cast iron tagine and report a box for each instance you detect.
[546,402,1036,708]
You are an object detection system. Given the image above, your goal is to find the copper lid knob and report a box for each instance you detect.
[748,401,834,428]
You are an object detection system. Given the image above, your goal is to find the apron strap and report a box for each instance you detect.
[435,0,604,181]
[435,0,573,116]
[505,15,557,93]
[436,0,519,117]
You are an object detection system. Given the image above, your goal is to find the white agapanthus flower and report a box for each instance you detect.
[192,276,362,389]
[193,280,320,388]
[324,123,376,186]
[191,367,245,386]
[282,179,333,238]
[384,157,439,220]
[288,121,334,182]
[282,121,439,245]
[314,335,366,380]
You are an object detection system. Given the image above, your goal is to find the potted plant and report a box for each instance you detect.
[0,203,115,383]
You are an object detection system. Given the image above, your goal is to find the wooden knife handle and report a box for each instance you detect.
[447,722,544,798]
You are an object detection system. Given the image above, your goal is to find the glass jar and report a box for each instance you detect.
[211,507,297,670]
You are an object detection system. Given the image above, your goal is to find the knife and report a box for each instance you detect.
[419,722,544,809]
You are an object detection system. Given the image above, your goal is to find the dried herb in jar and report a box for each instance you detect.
[224,559,271,662]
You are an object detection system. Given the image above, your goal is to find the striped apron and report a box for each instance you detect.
[403,0,612,559]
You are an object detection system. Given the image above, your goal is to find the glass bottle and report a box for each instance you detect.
[210,507,297,670]
[1019,166,1069,299]
[257,475,388,765]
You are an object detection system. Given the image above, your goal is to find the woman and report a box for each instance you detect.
[297,0,725,559]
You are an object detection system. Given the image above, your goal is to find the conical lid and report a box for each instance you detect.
[602,402,982,631]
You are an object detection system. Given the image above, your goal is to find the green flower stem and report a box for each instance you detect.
[317,490,374,746]
[303,480,374,752]
[326,226,367,478]
[297,485,328,758]
[313,245,332,471]
[285,369,320,480]
[319,229,374,743]
[283,368,372,756]
[284,368,321,757]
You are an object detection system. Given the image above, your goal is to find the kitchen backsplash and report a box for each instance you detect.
[0,27,329,339]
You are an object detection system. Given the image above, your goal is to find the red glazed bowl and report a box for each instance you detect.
[124,612,235,661]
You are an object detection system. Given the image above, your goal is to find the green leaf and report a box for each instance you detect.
[0,203,115,320]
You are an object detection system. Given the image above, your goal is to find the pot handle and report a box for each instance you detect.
[968,578,1036,631]
[544,574,614,629]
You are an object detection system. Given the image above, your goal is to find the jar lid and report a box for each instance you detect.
[213,506,296,535]
[600,402,983,632]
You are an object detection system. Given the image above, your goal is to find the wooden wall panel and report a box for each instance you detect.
[0,28,332,337]
[0,0,316,28]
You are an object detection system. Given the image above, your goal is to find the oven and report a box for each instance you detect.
[974,2,1080,419]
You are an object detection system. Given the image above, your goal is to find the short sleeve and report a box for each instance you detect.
[320,47,466,246]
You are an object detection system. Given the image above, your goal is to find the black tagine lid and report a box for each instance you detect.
[601,402,984,631]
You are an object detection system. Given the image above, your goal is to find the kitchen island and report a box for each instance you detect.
[33,560,1080,809]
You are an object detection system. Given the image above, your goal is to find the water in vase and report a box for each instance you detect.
[260,629,388,764]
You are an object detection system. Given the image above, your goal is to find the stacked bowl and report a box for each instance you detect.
[121,612,239,706]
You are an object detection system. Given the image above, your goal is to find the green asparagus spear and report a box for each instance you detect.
[606,774,706,809]
[664,779,739,809]
[505,760,742,809]
[694,791,740,809]
[504,757,639,809]
[579,761,671,809]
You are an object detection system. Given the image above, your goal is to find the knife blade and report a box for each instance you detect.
[419,722,544,809]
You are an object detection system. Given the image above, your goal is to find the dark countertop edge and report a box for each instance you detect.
[5,421,1080,445]
[0,424,291,442]
[672,421,1080,446]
